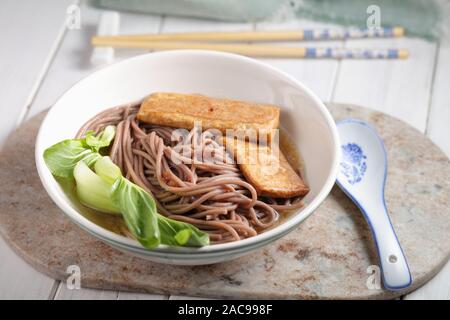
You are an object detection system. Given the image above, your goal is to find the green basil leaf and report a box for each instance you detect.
[111,177,160,248]
[43,139,101,179]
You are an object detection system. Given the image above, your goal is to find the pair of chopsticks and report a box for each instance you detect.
[91,27,408,59]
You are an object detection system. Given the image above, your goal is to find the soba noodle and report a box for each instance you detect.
[76,101,304,244]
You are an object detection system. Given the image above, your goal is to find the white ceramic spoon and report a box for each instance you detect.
[336,119,412,290]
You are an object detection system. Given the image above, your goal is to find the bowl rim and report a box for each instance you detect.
[35,49,340,255]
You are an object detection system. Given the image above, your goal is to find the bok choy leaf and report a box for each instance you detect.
[109,175,209,247]
[158,215,210,247]
[111,176,161,248]
[94,156,122,184]
[73,161,120,214]
[44,126,209,248]
[43,126,115,178]
[85,125,116,152]
[79,155,209,247]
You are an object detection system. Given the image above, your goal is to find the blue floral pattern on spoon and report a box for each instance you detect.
[340,143,367,184]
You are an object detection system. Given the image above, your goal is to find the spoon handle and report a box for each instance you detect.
[364,199,412,290]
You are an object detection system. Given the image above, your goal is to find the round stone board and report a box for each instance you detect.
[0,103,449,299]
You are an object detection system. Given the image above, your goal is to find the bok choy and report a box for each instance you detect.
[43,127,209,248]
[44,139,101,179]
[74,160,120,215]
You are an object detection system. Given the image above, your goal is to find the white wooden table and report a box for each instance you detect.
[0,0,449,300]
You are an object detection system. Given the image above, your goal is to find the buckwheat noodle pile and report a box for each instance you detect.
[76,101,304,244]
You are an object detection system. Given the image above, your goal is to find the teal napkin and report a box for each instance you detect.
[93,0,289,22]
[93,0,446,39]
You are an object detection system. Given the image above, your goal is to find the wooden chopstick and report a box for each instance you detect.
[91,38,408,59]
[92,27,404,43]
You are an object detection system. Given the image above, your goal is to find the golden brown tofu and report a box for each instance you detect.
[225,137,309,198]
[137,92,280,134]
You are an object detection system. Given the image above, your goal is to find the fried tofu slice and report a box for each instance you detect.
[137,92,280,134]
[225,137,309,198]
[137,92,306,198]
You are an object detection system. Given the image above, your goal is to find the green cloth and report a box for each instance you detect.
[93,0,446,39]
[295,0,443,39]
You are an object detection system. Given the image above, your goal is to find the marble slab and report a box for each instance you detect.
[0,103,449,299]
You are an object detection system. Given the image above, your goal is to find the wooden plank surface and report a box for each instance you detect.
[254,20,342,102]
[26,2,163,120]
[0,0,75,145]
[54,283,118,300]
[0,0,75,300]
[404,37,450,300]
[404,261,450,300]
[333,37,437,132]
[0,236,56,299]
[426,39,450,157]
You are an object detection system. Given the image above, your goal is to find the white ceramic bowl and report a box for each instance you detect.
[36,50,339,265]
